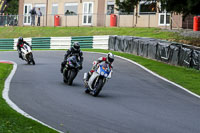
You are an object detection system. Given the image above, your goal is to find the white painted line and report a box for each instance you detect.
[84,51,200,99]
[1,60,63,133]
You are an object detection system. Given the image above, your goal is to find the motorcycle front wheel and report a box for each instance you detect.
[67,70,78,85]
[92,78,104,97]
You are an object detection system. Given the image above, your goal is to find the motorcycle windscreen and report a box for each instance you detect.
[99,62,111,77]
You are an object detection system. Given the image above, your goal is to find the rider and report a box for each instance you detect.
[86,52,114,81]
[17,37,31,59]
[60,42,83,73]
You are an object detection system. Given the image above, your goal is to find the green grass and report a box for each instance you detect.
[83,49,200,95]
[0,27,176,39]
[0,63,58,133]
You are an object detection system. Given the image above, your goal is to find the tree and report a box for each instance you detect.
[160,0,200,18]
[115,0,138,14]
[3,0,18,14]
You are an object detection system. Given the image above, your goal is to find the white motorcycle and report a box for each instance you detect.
[20,44,35,65]
[83,61,112,96]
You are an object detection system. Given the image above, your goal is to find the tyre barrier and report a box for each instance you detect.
[108,35,200,70]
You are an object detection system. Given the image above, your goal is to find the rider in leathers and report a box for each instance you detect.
[60,42,83,73]
[17,37,31,59]
[86,52,114,81]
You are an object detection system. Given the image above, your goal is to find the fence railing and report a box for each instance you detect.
[0,13,194,29]
[0,13,173,28]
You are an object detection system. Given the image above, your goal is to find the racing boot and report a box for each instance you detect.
[19,52,23,59]
[86,71,93,81]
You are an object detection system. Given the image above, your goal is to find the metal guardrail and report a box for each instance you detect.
[71,36,93,48]
[0,36,109,50]
[32,37,51,49]
[0,38,14,49]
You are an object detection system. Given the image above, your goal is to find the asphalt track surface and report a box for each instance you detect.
[1,51,200,133]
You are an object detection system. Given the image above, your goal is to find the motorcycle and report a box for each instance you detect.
[20,44,35,65]
[83,61,112,96]
[63,55,82,85]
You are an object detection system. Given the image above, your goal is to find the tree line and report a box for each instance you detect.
[116,0,200,18]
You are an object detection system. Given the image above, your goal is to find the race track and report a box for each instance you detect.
[1,51,200,133]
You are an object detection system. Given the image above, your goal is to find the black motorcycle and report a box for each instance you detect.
[63,56,82,85]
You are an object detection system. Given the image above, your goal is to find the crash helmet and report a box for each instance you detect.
[72,42,80,51]
[18,37,23,42]
[107,52,114,63]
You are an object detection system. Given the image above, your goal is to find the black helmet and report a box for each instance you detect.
[73,42,80,51]
[18,37,23,42]
[107,52,114,63]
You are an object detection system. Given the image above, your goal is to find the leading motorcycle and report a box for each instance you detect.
[20,44,35,65]
[83,61,112,96]
[63,55,82,85]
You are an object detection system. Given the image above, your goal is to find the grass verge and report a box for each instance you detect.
[83,49,200,96]
[0,27,174,39]
[0,63,58,133]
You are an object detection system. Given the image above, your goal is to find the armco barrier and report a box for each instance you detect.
[93,36,109,49]
[50,37,71,49]
[32,37,51,49]
[0,36,109,50]
[108,35,200,70]
[0,39,14,50]
[71,36,93,48]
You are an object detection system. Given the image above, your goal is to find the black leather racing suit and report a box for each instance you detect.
[61,47,83,73]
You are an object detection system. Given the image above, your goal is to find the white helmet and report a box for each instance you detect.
[107,52,114,63]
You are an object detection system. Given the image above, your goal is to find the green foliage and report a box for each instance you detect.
[4,0,18,14]
[115,0,137,13]
[160,0,200,17]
